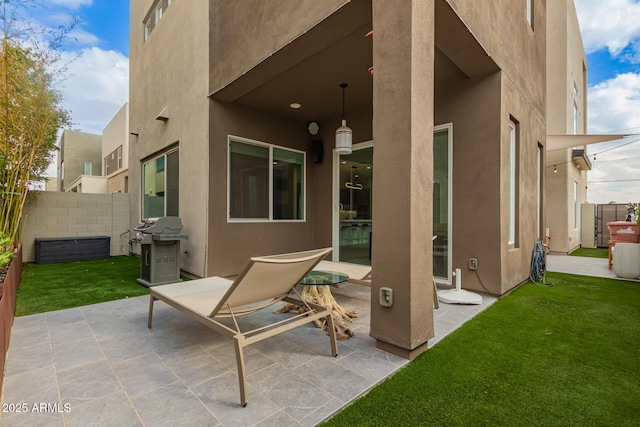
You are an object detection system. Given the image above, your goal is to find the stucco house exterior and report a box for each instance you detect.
[102,103,130,194]
[130,0,547,359]
[57,129,103,192]
[545,0,590,254]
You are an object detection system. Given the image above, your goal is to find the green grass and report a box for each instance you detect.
[569,247,609,258]
[323,272,640,426]
[16,256,149,316]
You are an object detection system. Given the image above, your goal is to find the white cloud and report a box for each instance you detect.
[573,1,640,203]
[58,47,129,133]
[45,46,128,178]
[584,72,640,203]
[586,138,640,204]
[587,72,640,134]
[45,0,93,11]
[66,27,101,46]
[575,0,640,59]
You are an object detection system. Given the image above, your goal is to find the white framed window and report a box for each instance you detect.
[156,2,164,22]
[537,143,543,240]
[84,162,92,175]
[526,0,534,28]
[508,119,519,246]
[228,136,305,222]
[117,146,123,169]
[144,0,172,42]
[573,180,579,229]
[142,148,179,219]
[104,157,109,176]
[144,20,152,41]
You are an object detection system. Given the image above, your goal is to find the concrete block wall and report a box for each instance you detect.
[21,192,131,262]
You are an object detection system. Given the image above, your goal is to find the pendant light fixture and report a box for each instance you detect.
[335,83,353,155]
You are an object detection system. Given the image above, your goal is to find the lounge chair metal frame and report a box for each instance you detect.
[147,247,338,406]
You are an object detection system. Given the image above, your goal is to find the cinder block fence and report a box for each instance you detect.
[21,192,131,263]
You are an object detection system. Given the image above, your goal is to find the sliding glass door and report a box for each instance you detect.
[333,143,373,265]
[433,124,452,283]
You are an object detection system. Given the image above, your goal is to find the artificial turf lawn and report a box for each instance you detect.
[569,247,609,259]
[323,272,640,426]
[16,256,149,316]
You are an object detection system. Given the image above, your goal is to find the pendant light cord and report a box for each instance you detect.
[340,83,348,121]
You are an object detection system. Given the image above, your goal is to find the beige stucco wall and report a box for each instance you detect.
[207,101,373,277]
[57,130,103,191]
[500,71,547,292]
[546,0,588,254]
[64,175,109,194]
[439,0,546,294]
[130,0,549,357]
[369,0,436,358]
[448,0,547,115]
[22,192,130,262]
[209,0,348,95]
[102,103,129,192]
[547,0,586,134]
[435,73,503,293]
[107,170,129,194]
[129,0,209,277]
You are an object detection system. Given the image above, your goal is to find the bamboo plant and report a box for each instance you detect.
[1,2,72,252]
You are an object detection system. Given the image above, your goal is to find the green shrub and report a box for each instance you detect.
[0,233,13,267]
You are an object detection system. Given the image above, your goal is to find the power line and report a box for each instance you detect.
[591,137,640,156]
[590,155,640,164]
[591,126,640,134]
[587,179,640,183]
[546,136,640,169]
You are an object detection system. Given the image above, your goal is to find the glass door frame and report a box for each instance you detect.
[434,123,453,284]
[332,140,374,262]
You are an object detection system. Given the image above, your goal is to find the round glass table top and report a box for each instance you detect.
[299,270,349,286]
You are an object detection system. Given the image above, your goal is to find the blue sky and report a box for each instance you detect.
[574,0,640,203]
[71,0,129,55]
[21,0,640,204]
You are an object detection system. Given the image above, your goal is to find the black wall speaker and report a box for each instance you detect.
[311,140,324,163]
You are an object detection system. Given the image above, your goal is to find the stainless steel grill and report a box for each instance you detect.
[132,216,189,287]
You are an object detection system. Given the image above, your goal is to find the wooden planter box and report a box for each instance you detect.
[607,221,640,243]
[0,246,22,401]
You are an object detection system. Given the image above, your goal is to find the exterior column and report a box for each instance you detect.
[370,0,435,360]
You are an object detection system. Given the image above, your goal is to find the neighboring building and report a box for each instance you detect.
[57,130,103,192]
[545,0,590,254]
[102,103,130,193]
[44,178,57,192]
[130,0,547,359]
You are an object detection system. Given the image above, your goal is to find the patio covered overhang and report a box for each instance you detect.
[208,0,491,126]
[546,134,633,151]
[207,0,502,360]
[209,0,373,123]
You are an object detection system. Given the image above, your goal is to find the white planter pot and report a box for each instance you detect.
[612,242,640,279]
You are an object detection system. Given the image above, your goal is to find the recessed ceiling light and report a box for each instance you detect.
[290,103,302,109]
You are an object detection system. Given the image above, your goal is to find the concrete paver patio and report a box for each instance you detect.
[0,282,496,426]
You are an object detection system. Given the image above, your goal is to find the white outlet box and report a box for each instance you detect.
[379,287,393,307]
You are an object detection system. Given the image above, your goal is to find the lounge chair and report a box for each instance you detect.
[147,247,338,406]
[313,260,372,286]
[315,259,438,308]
